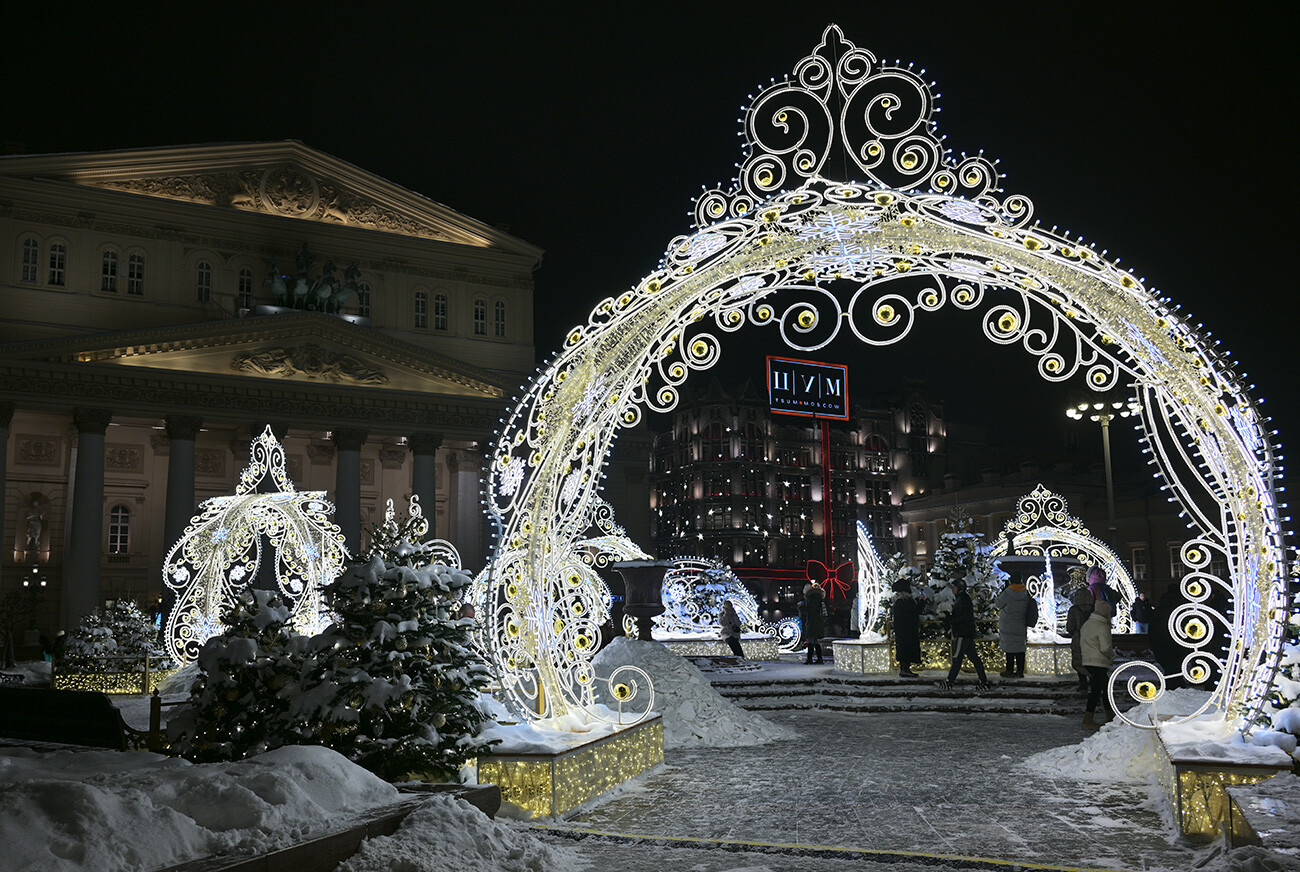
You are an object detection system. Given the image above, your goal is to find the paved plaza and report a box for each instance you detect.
[537,709,1204,872]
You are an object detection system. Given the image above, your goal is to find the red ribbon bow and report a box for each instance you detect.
[806,560,855,600]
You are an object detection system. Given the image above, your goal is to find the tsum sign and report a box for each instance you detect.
[766,356,849,420]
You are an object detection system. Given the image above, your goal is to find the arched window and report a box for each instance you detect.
[237,268,253,309]
[101,250,119,292]
[473,298,486,335]
[357,287,371,319]
[433,293,448,331]
[108,504,131,554]
[127,254,145,295]
[48,243,66,286]
[21,238,39,282]
[196,261,212,302]
[493,300,507,337]
[414,290,428,328]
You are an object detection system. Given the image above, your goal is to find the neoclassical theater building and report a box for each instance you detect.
[0,142,543,634]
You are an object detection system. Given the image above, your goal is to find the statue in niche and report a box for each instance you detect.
[263,244,368,315]
[25,497,45,555]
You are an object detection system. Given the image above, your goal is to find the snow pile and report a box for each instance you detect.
[1023,688,1214,781]
[338,793,588,872]
[1161,717,1295,768]
[0,744,398,871]
[480,706,629,755]
[592,637,794,748]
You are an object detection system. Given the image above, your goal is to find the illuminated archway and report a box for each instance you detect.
[163,427,347,665]
[483,26,1289,730]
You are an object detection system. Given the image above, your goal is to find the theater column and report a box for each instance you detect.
[408,432,442,536]
[161,415,202,620]
[333,428,368,554]
[63,407,112,628]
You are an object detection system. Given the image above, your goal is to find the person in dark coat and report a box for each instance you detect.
[719,600,745,658]
[891,578,922,678]
[1064,587,1094,694]
[800,584,826,664]
[1131,593,1152,634]
[994,576,1031,677]
[940,579,989,690]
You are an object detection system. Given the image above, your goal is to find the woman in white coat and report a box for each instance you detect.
[1079,598,1114,730]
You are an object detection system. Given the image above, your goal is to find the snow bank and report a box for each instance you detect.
[0,744,398,871]
[338,793,587,872]
[1161,717,1295,768]
[592,637,795,748]
[1022,688,1214,782]
[4,659,51,684]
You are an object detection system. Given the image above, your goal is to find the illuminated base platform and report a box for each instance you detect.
[833,639,1073,676]
[51,667,178,694]
[658,633,780,661]
[1153,719,1294,842]
[477,714,664,819]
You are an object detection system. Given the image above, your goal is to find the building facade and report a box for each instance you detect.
[648,378,946,625]
[0,142,542,637]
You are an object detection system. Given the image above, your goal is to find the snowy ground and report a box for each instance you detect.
[4,655,1299,871]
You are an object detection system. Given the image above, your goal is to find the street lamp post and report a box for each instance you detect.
[1066,397,1140,545]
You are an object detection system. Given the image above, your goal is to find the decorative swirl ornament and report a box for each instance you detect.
[482,26,1289,734]
[163,427,347,665]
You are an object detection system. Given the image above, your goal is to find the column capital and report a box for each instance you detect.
[73,407,113,434]
[165,415,204,441]
[333,428,369,452]
[408,432,443,455]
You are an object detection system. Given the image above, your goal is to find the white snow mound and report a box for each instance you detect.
[592,637,795,749]
[1022,688,1214,782]
[338,793,588,872]
[0,744,399,871]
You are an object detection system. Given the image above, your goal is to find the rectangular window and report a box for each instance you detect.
[1169,543,1186,578]
[127,255,144,295]
[196,262,212,302]
[1131,546,1148,581]
[108,506,130,554]
[357,289,371,319]
[473,299,486,335]
[494,300,507,337]
[48,244,66,286]
[101,251,118,292]
[238,269,253,309]
[21,239,39,282]
[433,294,448,331]
[414,292,428,328]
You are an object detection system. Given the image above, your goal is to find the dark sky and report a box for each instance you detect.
[5,5,1292,473]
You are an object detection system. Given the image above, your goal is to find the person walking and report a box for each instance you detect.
[891,577,922,678]
[719,600,745,659]
[1064,587,1094,694]
[800,583,826,664]
[994,575,1031,677]
[1080,598,1115,730]
[1131,592,1152,634]
[939,579,989,690]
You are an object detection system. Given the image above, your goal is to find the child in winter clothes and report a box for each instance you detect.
[1080,598,1114,730]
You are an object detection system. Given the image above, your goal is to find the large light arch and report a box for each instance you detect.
[482,26,1289,730]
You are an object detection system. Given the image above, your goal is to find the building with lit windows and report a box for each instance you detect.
[0,142,542,638]
[648,378,946,628]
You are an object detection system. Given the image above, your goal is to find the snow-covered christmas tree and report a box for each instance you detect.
[922,509,1003,637]
[300,500,496,782]
[875,552,921,636]
[58,599,175,674]
[168,588,307,762]
[1258,568,1300,771]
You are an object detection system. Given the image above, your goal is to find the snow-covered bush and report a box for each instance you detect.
[168,589,308,762]
[1257,582,1300,771]
[57,599,174,673]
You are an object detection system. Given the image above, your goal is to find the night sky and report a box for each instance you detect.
[5,5,1292,476]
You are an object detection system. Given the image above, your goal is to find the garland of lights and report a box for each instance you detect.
[483,25,1289,730]
[163,426,348,665]
[855,521,889,640]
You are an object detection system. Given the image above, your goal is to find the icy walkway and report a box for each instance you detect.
[539,709,1202,872]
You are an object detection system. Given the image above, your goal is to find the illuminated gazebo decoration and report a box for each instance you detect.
[989,484,1137,636]
[163,426,347,665]
[482,26,1290,733]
